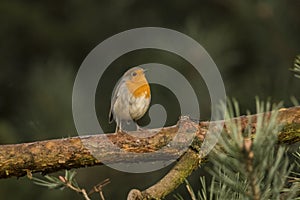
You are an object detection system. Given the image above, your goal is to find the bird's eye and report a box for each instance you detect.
[132,72,137,77]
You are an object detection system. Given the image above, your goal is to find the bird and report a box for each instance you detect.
[109,67,151,132]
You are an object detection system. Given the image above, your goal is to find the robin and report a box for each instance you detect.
[109,67,151,132]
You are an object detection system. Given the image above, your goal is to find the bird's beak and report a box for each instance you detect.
[143,69,149,73]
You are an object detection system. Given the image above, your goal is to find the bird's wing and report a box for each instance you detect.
[109,78,124,123]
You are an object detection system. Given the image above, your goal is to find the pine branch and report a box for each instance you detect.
[290,54,300,78]
[194,101,300,200]
[127,106,300,199]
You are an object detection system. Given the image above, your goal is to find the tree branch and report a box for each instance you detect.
[0,107,300,199]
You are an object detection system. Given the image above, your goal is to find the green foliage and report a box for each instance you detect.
[177,100,300,199]
[31,170,78,190]
[291,55,300,79]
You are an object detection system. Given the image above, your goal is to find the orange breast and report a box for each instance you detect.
[126,80,150,98]
[133,84,150,98]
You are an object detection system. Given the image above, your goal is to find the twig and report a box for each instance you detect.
[88,178,111,200]
[59,176,91,200]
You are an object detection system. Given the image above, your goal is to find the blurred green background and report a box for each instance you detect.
[0,0,300,199]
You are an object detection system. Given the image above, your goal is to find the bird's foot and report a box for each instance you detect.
[135,124,145,131]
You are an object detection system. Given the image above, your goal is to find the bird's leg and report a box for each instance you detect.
[115,119,121,133]
[115,125,119,133]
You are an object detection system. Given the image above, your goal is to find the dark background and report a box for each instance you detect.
[0,0,300,199]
